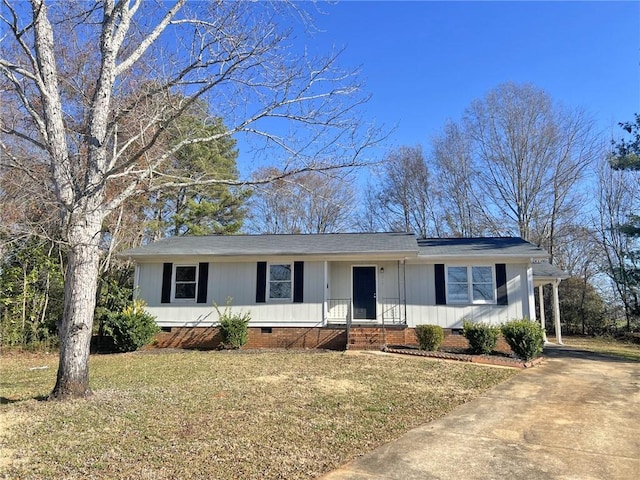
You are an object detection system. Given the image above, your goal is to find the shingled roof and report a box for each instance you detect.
[416,237,549,259]
[532,262,570,279]
[123,232,419,258]
[123,233,552,262]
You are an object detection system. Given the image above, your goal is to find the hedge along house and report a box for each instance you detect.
[122,233,561,350]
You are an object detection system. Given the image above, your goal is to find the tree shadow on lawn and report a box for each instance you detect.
[1,394,48,404]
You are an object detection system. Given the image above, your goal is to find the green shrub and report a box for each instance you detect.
[501,319,544,361]
[463,320,500,354]
[104,300,159,353]
[215,299,251,349]
[415,324,444,351]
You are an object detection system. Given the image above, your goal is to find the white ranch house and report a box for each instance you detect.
[123,233,565,350]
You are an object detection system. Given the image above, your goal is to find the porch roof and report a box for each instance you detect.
[123,232,419,258]
[533,261,570,283]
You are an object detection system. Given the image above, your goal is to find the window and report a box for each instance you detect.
[269,263,292,300]
[447,266,469,303]
[446,266,495,304]
[471,266,494,302]
[174,265,197,300]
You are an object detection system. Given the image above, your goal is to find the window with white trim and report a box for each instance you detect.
[268,263,292,301]
[174,265,198,300]
[446,265,495,304]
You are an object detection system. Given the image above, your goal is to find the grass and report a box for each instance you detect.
[560,336,640,362]
[0,349,516,479]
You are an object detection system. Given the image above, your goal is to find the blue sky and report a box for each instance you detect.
[237,1,639,172]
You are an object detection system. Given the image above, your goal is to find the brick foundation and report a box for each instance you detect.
[151,325,512,353]
[152,326,347,350]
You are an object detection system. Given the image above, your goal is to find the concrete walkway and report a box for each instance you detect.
[321,346,640,480]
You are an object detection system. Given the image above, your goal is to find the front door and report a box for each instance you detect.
[353,266,376,320]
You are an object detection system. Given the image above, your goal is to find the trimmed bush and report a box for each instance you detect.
[462,320,500,355]
[104,300,159,353]
[415,324,444,351]
[501,319,544,361]
[215,299,251,349]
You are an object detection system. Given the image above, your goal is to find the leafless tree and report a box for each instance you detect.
[431,121,494,237]
[247,168,356,234]
[463,83,598,259]
[370,145,442,238]
[354,184,384,233]
[0,0,381,399]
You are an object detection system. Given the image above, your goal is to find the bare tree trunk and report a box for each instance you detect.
[2,0,380,402]
[50,212,102,400]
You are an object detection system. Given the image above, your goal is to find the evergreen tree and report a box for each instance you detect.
[146,104,249,239]
[609,114,640,330]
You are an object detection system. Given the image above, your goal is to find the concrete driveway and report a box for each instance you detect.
[321,346,640,480]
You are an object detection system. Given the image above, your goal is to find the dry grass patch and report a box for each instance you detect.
[560,336,640,361]
[1,349,517,479]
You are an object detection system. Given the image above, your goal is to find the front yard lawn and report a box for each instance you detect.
[1,350,516,479]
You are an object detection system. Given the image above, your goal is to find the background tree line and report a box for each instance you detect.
[2,80,639,353]
[0,4,636,372]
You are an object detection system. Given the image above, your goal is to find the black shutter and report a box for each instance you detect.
[293,261,304,303]
[435,264,446,305]
[256,262,267,303]
[197,263,209,304]
[496,263,508,305]
[161,263,173,304]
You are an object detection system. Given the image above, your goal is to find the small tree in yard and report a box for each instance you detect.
[0,1,380,399]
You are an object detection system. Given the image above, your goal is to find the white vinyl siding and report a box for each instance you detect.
[404,262,533,328]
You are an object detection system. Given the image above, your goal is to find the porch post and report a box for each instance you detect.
[538,285,548,343]
[527,266,536,322]
[323,261,328,325]
[552,280,563,345]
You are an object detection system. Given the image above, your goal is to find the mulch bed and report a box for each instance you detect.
[384,345,544,369]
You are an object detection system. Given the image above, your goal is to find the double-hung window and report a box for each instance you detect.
[446,265,495,304]
[174,265,198,300]
[268,263,292,301]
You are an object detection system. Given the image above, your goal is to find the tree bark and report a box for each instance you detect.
[49,211,103,400]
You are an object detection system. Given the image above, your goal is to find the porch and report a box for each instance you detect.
[533,262,569,344]
[326,298,405,326]
[323,260,407,327]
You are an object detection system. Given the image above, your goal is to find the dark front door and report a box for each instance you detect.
[353,266,376,320]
